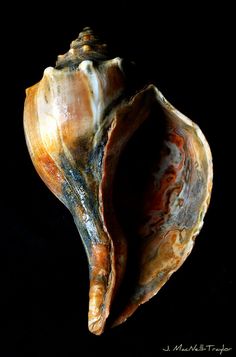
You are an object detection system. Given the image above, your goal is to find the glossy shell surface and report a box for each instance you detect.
[24,28,213,334]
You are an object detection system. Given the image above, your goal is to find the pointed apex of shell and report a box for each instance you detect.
[56,27,108,70]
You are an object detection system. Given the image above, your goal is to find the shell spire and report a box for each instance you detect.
[56,27,108,69]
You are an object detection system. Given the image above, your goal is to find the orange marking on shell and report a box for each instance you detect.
[104,65,125,100]
[139,230,181,285]
[146,168,177,214]
[82,45,92,52]
[90,244,110,272]
[83,34,92,41]
[88,243,113,334]
[37,152,62,180]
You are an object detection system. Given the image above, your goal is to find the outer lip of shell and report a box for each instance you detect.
[109,86,213,327]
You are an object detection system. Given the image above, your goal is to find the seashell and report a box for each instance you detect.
[23,27,213,335]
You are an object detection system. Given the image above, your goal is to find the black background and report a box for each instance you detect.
[1,2,233,356]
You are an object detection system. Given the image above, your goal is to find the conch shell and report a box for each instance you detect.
[23,27,213,335]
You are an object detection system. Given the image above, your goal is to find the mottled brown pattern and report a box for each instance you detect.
[112,96,212,326]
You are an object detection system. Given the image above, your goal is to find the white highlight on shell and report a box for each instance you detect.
[79,60,102,128]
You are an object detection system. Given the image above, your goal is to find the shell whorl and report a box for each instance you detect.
[56,27,108,69]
